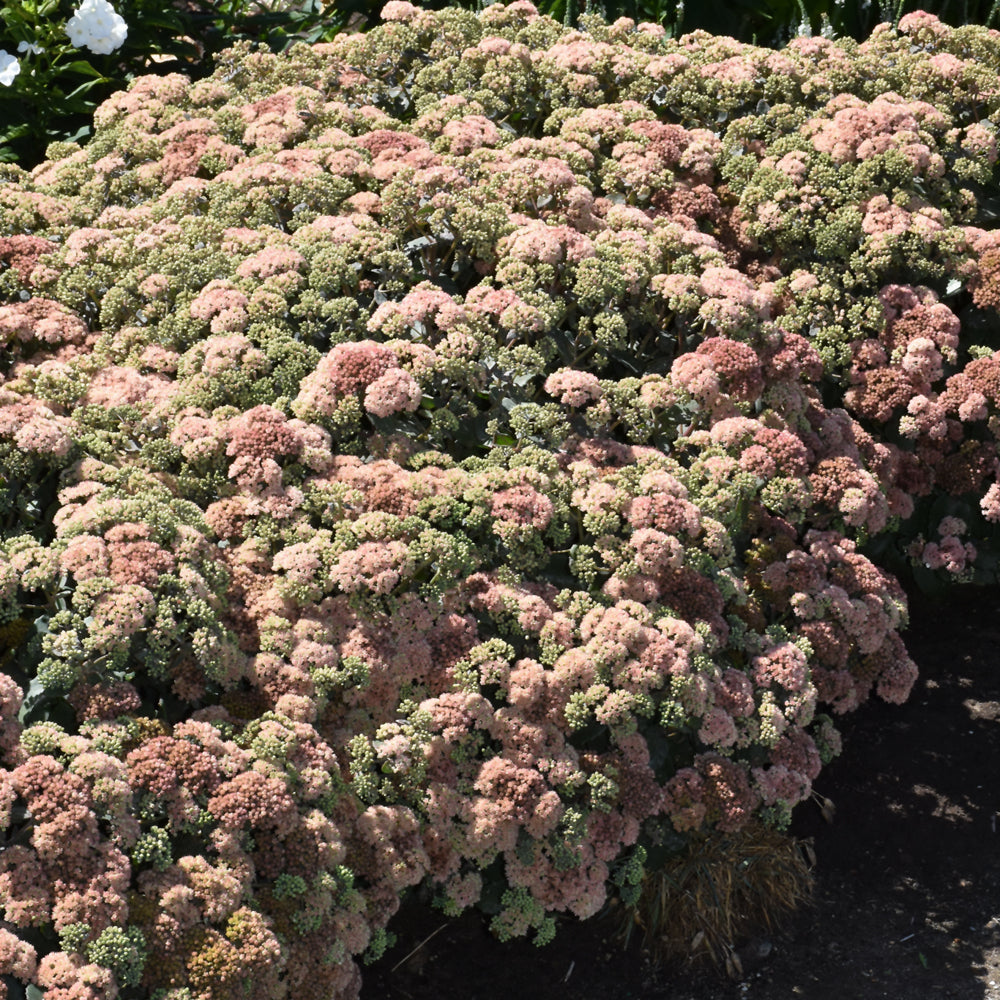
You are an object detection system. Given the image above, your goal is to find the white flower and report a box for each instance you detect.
[17,40,44,56]
[0,51,20,87]
[65,0,128,55]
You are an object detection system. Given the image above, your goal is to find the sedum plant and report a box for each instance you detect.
[0,3,999,997]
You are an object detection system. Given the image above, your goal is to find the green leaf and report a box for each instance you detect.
[132,14,187,31]
[60,58,109,80]
[17,675,48,725]
[62,123,94,143]
[59,88,105,110]
[0,121,31,142]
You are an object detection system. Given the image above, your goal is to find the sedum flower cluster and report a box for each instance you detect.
[1,3,999,997]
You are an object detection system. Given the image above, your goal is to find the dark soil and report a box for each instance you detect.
[361,584,1000,1000]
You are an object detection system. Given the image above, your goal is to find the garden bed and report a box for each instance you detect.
[364,583,1000,1000]
[4,7,1000,997]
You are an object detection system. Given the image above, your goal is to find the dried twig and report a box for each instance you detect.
[390,923,447,973]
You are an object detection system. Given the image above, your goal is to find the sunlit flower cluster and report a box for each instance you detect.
[64,0,128,56]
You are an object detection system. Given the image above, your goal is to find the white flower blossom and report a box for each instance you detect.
[17,40,44,56]
[65,0,128,55]
[0,51,20,87]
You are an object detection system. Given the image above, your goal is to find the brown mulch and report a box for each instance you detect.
[361,583,1000,1000]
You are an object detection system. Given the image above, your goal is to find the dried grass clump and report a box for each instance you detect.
[621,823,815,977]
